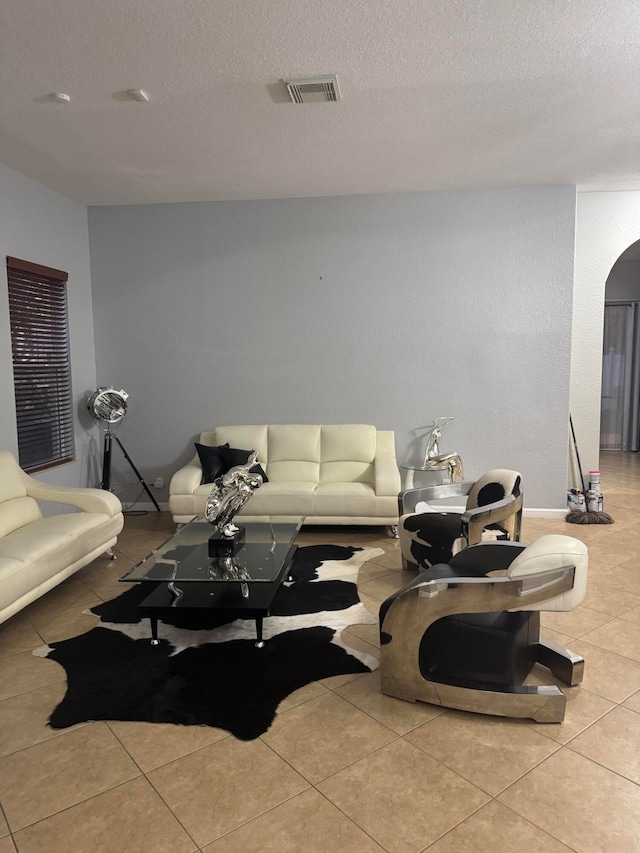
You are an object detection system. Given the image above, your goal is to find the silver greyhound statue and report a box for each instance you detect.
[423,417,464,482]
[204,450,264,538]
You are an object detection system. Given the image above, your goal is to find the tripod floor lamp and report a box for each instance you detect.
[87,387,160,512]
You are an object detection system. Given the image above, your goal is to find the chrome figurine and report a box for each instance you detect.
[204,450,263,537]
[423,417,464,482]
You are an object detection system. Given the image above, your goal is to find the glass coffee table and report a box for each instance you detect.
[120,516,303,648]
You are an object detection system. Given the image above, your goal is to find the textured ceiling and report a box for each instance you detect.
[1,0,639,205]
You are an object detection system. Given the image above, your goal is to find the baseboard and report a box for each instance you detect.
[124,502,568,519]
[123,501,169,513]
[523,507,568,519]
[124,501,567,518]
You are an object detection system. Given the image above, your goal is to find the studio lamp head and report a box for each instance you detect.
[87,387,129,426]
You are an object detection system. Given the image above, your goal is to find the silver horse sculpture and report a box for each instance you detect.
[423,417,464,482]
[204,450,264,538]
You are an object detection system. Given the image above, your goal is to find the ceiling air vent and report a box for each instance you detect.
[285,75,341,104]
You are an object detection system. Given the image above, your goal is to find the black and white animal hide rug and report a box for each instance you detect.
[35,544,382,740]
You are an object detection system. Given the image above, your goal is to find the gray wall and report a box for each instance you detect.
[88,186,576,509]
[606,259,640,301]
[0,163,99,489]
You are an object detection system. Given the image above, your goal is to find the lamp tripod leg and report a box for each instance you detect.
[101,431,113,491]
[112,434,161,511]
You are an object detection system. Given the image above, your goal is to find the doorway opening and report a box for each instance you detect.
[600,239,640,452]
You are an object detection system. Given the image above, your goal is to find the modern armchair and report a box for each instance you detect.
[399,468,523,571]
[380,534,588,723]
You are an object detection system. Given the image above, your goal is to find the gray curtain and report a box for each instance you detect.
[601,302,640,451]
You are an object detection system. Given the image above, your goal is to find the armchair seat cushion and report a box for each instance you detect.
[419,611,536,687]
[402,512,465,568]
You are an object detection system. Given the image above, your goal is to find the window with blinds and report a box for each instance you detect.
[7,257,75,472]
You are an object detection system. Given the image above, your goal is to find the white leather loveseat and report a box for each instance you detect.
[0,451,124,625]
[169,424,401,528]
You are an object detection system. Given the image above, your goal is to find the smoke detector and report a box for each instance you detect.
[284,75,341,104]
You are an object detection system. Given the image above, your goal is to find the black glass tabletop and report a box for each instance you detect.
[120,517,303,584]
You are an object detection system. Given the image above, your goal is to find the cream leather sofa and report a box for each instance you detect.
[0,451,124,625]
[169,424,401,527]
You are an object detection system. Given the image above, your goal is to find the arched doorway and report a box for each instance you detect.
[572,191,640,480]
[600,239,640,452]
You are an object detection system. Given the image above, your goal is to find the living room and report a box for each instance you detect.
[2,3,640,852]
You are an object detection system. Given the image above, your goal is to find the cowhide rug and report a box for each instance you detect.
[35,544,382,740]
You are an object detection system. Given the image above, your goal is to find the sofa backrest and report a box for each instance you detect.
[201,425,379,484]
[0,451,43,537]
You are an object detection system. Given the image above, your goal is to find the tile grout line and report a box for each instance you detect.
[3,774,150,843]
[482,797,582,853]
[563,736,640,789]
[3,467,640,851]
[104,722,201,852]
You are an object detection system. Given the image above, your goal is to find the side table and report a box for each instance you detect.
[400,464,454,490]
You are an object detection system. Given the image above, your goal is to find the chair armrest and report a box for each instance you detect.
[399,482,473,515]
[380,559,491,629]
[374,432,402,497]
[169,459,204,496]
[460,493,523,534]
[460,494,516,524]
[21,473,122,517]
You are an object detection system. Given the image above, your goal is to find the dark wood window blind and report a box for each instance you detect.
[7,257,75,472]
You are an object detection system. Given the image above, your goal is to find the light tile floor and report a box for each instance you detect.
[0,451,639,852]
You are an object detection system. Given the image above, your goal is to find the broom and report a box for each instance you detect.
[566,415,614,524]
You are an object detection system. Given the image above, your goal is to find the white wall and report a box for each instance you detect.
[572,191,640,475]
[0,163,98,488]
[89,186,576,509]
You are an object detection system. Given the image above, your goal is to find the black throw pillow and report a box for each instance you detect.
[194,442,230,484]
[220,446,269,483]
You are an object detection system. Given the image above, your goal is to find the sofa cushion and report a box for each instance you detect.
[267,460,320,483]
[0,496,42,538]
[319,426,376,485]
[0,556,30,617]
[268,425,321,463]
[0,512,118,566]
[0,514,123,618]
[212,426,268,465]
[314,482,377,517]
[220,447,268,483]
[194,480,315,498]
[194,442,229,483]
[320,461,375,484]
[240,482,316,517]
[195,442,268,484]
[321,425,376,463]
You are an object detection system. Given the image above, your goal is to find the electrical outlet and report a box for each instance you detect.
[153,477,164,489]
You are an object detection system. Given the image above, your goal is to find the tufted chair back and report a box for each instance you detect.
[466,469,522,510]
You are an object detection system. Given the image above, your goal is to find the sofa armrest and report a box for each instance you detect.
[374,430,402,496]
[21,473,122,517]
[169,459,204,497]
